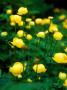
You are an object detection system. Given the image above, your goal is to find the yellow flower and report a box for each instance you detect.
[53,31,63,40]
[58,14,66,20]
[36,32,45,38]
[63,79,67,87]
[59,72,66,80]
[64,47,67,52]
[48,16,53,19]
[29,21,35,26]
[44,30,49,34]
[11,37,25,48]
[10,15,22,24]
[14,15,22,23]
[41,18,50,25]
[49,23,58,33]
[26,34,32,40]
[18,21,24,26]
[52,53,67,63]
[17,7,28,15]
[26,18,32,22]
[35,18,42,25]
[17,74,22,78]
[53,8,60,13]
[17,30,24,37]
[38,77,41,80]
[10,22,16,26]
[33,64,47,73]
[10,15,15,22]
[27,78,32,83]
[26,25,31,29]
[9,62,24,77]
[1,31,8,37]
[63,19,67,29]
[6,9,12,14]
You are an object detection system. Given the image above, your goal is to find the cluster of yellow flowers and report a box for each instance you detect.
[4,7,67,85]
[9,7,28,26]
[58,72,67,87]
[9,62,47,79]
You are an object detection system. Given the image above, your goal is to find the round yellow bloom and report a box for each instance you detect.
[18,21,24,26]
[64,47,67,52]
[10,22,15,26]
[17,7,28,15]
[48,16,53,19]
[63,19,67,29]
[26,25,31,29]
[26,18,32,22]
[29,21,35,26]
[11,37,25,48]
[63,79,67,87]
[58,14,66,20]
[53,31,63,40]
[53,53,67,63]
[6,9,12,14]
[41,18,50,25]
[36,32,45,38]
[18,74,22,78]
[17,30,24,37]
[10,15,15,22]
[27,78,32,83]
[35,18,42,25]
[53,8,60,13]
[10,15,22,24]
[49,23,58,33]
[9,62,24,77]
[44,30,49,34]
[1,31,8,37]
[59,72,66,80]
[14,15,22,23]
[33,64,47,73]
[26,34,32,40]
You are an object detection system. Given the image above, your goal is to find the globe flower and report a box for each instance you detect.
[53,8,60,13]
[10,22,16,26]
[26,34,32,40]
[10,15,22,24]
[41,18,50,25]
[29,21,35,26]
[33,64,47,73]
[17,30,24,37]
[53,31,63,40]
[11,37,25,48]
[49,23,58,33]
[26,18,32,22]
[63,79,67,87]
[6,9,12,14]
[17,7,28,15]
[35,18,42,25]
[18,21,24,26]
[36,32,45,38]
[64,47,67,53]
[63,19,67,29]
[58,14,66,20]
[9,62,24,77]
[1,31,8,37]
[59,72,67,80]
[52,53,67,63]
[27,78,32,83]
